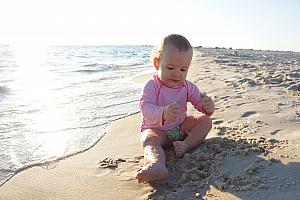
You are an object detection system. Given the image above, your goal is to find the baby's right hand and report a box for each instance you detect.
[163,100,179,122]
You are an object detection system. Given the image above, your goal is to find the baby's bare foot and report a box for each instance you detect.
[173,141,189,157]
[135,162,168,183]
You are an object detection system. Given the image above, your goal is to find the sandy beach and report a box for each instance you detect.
[1,48,299,200]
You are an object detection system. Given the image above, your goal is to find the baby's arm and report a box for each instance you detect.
[187,82,214,116]
[201,93,215,115]
[163,100,180,122]
[140,80,164,126]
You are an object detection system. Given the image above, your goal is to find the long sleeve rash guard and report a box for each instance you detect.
[140,75,209,132]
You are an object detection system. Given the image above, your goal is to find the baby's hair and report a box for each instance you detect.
[151,34,192,61]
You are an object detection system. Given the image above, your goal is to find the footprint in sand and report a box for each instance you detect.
[241,111,257,118]
[220,95,231,100]
[213,119,224,125]
[269,129,281,135]
[236,102,247,107]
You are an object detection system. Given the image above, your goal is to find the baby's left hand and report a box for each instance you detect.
[202,93,215,115]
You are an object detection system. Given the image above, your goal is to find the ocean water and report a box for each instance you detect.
[0,45,153,185]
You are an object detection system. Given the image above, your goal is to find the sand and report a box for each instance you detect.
[1,48,300,200]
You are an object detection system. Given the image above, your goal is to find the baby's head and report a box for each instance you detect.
[151,34,193,62]
[152,34,193,88]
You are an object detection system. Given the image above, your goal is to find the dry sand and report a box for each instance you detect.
[0,48,299,200]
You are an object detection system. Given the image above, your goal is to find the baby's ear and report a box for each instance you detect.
[153,57,159,70]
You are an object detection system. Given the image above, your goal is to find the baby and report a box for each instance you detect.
[136,34,215,183]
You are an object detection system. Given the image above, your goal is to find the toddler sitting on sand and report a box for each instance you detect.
[136,34,215,183]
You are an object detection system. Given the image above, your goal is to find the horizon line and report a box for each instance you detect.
[0,43,298,53]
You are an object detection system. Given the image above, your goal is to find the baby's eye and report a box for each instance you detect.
[181,68,188,72]
[167,67,174,70]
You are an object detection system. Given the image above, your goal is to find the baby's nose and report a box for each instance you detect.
[172,69,181,76]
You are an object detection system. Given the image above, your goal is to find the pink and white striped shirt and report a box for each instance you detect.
[140,75,208,132]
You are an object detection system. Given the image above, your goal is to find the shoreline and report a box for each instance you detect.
[0,110,141,187]
[1,48,299,200]
[0,112,153,200]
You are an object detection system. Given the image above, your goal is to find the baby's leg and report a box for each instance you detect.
[174,115,212,157]
[136,129,169,183]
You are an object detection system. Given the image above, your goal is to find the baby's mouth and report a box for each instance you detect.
[170,79,180,85]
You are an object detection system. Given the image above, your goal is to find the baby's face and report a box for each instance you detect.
[158,45,193,88]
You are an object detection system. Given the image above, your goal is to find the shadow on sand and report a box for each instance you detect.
[147,136,300,200]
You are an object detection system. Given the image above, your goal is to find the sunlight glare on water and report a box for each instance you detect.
[10,44,71,155]
[12,44,53,102]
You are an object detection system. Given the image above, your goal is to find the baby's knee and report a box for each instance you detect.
[140,130,161,146]
[199,115,212,129]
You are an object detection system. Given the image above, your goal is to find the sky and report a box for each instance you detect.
[1,0,300,51]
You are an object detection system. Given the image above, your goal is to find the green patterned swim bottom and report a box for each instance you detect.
[166,127,185,141]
